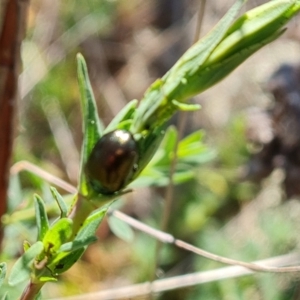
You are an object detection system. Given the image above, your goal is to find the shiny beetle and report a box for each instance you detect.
[85,129,139,194]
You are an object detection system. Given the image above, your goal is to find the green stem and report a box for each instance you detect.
[68,193,95,239]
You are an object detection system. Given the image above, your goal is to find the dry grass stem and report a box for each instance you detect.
[10,161,300,274]
[49,253,300,300]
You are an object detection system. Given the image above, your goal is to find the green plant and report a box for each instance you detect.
[2,0,300,299]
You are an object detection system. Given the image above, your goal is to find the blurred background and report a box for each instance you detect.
[3,0,300,299]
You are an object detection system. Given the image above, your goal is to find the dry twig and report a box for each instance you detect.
[10,161,300,274]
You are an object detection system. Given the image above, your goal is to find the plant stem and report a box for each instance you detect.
[0,0,30,247]
[68,193,95,239]
[193,0,206,43]
[20,281,44,300]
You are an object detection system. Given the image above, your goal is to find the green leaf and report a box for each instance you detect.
[77,53,104,196]
[130,127,216,188]
[42,218,73,255]
[164,0,300,101]
[47,248,85,275]
[130,167,194,188]
[105,99,138,133]
[172,100,201,111]
[179,130,205,146]
[39,276,57,283]
[0,263,6,288]
[140,170,194,187]
[132,125,166,180]
[59,236,97,252]
[76,206,107,241]
[191,28,284,93]
[8,241,44,286]
[131,0,300,137]
[153,126,177,166]
[129,170,163,188]
[177,130,217,164]
[50,187,68,218]
[132,0,247,132]
[172,170,195,184]
[34,195,49,241]
[162,126,177,155]
[208,0,300,64]
[108,215,134,243]
[1,294,8,300]
[46,207,107,275]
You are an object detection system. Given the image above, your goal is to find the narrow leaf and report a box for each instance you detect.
[191,28,284,93]
[172,100,201,111]
[105,99,138,133]
[179,130,205,146]
[77,53,103,196]
[46,206,103,275]
[76,206,107,241]
[0,263,6,288]
[50,187,68,218]
[59,236,97,252]
[39,276,57,283]
[42,218,73,255]
[165,0,299,101]
[34,195,49,241]
[8,241,44,286]
[133,0,247,131]
[157,126,177,165]
[47,248,85,275]
[205,0,298,65]
[108,215,135,243]
[177,130,216,162]
[1,293,8,300]
[160,127,177,148]
[47,206,108,275]
[132,125,166,180]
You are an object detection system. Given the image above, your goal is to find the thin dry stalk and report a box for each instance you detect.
[48,253,300,300]
[41,98,80,183]
[19,15,104,100]
[10,161,77,194]
[10,161,300,274]
[152,0,207,283]
[193,0,207,43]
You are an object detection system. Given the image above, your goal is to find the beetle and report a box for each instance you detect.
[85,129,139,194]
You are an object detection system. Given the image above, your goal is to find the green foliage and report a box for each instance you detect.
[185,200,300,300]
[108,215,135,243]
[77,53,104,197]
[46,206,107,275]
[104,100,138,133]
[131,127,215,188]
[34,195,50,241]
[76,0,300,200]
[42,218,73,256]
[0,263,6,288]
[132,0,300,133]
[9,242,44,286]
[4,0,300,298]
[50,187,68,218]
